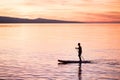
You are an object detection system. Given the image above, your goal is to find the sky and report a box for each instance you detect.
[0,0,120,22]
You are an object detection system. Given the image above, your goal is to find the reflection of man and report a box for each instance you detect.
[75,43,82,62]
[78,63,82,80]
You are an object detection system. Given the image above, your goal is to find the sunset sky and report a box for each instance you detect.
[0,0,120,22]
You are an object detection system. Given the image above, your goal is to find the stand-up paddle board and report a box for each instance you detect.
[58,59,91,64]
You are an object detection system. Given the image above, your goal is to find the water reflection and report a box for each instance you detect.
[78,63,82,80]
[58,63,83,80]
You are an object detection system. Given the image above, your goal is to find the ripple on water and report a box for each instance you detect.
[0,59,120,80]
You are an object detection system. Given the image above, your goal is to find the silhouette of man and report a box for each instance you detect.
[75,43,82,62]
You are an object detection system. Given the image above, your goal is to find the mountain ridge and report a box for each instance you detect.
[0,16,120,23]
[0,16,81,23]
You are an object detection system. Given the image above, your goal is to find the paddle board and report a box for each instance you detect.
[58,59,91,64]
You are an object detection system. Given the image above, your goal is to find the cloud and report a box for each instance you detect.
[73,11,120,22]
[22,0,120,13]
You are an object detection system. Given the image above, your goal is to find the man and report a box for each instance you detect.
[75,43,82,62]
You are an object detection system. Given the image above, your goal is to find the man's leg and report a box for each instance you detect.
[79,56,82,62]
[80,57,82,62]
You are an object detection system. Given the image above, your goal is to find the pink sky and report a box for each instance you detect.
[0,0,120,22]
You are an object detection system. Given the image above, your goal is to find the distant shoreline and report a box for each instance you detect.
[0,16,81,23]
[0,16,120,23]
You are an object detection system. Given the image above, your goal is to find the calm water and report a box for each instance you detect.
[0,23,120,80]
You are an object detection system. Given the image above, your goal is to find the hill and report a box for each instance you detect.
[0,16,81,23]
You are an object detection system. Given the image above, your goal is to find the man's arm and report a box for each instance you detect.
[75,47,78,49]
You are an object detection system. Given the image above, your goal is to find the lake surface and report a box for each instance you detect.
[0,23,120,80]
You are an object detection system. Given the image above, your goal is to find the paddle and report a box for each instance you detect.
[81,56,85,61]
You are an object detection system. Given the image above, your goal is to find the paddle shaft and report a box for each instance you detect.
[81,56,85,61]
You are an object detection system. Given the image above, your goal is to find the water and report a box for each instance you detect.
[0,23,120,80]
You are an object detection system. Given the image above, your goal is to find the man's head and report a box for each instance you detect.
[78,43,80,46]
